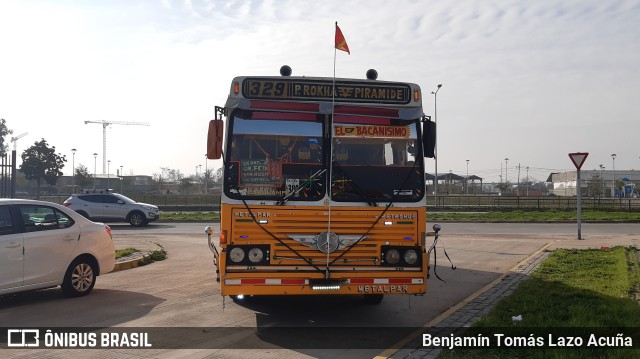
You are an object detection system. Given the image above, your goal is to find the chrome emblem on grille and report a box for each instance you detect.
[287,233,365,253]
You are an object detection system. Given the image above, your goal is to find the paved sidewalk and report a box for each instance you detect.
[386,234,640,359]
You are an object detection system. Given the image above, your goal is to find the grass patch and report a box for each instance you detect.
[161,211,220,221]
[138,249,167,266]
[115,247,138,259]
[440,247,640,358]
[428,210,640,222]
[157,210,640,222]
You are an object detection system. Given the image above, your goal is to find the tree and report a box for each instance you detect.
[74,164,93,191]
[212,167,223,183]
[20,139,66,199]
[586,173,604,199]
[496,181,512,194]
[180,177,194,194]
[0,118,13,156]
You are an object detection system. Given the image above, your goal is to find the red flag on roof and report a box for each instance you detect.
[335,22,350,55]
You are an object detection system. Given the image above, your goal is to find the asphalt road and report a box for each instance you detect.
[1,222,638,358]
[108,221,640,236]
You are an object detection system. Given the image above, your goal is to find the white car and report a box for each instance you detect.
[0,199,115,297]
[63,190,159,227]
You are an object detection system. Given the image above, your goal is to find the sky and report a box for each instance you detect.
[1,0,639,183]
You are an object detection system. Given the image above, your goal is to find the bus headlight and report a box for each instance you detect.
[385,249,400,265]
[248,248,264,263]
[403,249,418,265]
[381,246,422,267]
[226,245,270,266]
[229,247,246,263]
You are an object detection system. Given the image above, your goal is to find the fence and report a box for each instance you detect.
[427,195,640,211]
[32,194,640,212]
[0,151,16,198]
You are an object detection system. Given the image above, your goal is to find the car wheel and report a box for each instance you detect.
[61,257,97,297]
[128,211,146,226]
[363,294,384,305]
[77,211,90,220]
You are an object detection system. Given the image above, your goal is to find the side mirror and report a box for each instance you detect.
[205,226,213,235]
[207,119,224,160]
[117,200,125,205]
[432,223,442,233]
[422,120,436,158]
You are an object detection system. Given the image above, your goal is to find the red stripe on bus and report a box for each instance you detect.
[281,279,306,285]
[388,278,412,284]
[250,101,320,112]
[350,278,374,284]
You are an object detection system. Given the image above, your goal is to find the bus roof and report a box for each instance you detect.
[225,75,424,120]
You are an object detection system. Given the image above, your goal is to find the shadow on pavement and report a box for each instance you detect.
[0,288,165,327]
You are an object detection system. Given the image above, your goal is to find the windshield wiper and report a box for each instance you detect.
[331,161,377,207]
[276,169,327,206]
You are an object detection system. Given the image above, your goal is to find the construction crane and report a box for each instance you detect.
[84,120,150,173]
[10,132,28,151]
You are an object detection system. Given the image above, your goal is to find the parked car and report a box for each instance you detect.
[63,189,159,226]
[0,199,115,297]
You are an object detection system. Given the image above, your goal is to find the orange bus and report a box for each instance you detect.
[206,67,436,304]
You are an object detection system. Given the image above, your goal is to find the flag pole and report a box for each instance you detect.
[326,22,338,278]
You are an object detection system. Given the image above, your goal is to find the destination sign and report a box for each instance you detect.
[243,78,411,104]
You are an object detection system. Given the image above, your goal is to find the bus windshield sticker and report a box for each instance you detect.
[334,125,410,138]
[240,159,281,187]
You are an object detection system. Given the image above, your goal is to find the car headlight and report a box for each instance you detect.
[403,249,418,265]
[385,249,400,265]
[229,247,245,263]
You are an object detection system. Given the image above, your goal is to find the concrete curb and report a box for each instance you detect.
[113,243,164,272]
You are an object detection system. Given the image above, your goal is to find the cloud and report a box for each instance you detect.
[1,0,639,179]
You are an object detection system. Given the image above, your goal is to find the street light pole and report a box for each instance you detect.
[120,165,124,193]
[107,160,111,189]
[505,157,509,192]
[611,154,616,197]
[93,153,98,189]
[71,148,76,193]
[465,159,469,194]
[204,154,208,195]
[526,166,530,196]
[198,165,203,194]
[599,164,605,198]
[431,84,442,205]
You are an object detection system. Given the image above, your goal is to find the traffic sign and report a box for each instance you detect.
[568,152,589,170]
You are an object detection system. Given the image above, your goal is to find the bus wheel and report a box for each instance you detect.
[363,294,384,305]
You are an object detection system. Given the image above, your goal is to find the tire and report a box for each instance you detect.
[128,211,147,227]
[77,211,90,220]
[363,294,384,305]
[61,258,97,297]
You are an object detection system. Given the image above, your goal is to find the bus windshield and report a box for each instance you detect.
[224,110,325,200]
[331,120,424,203]
[224,110,424,203]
